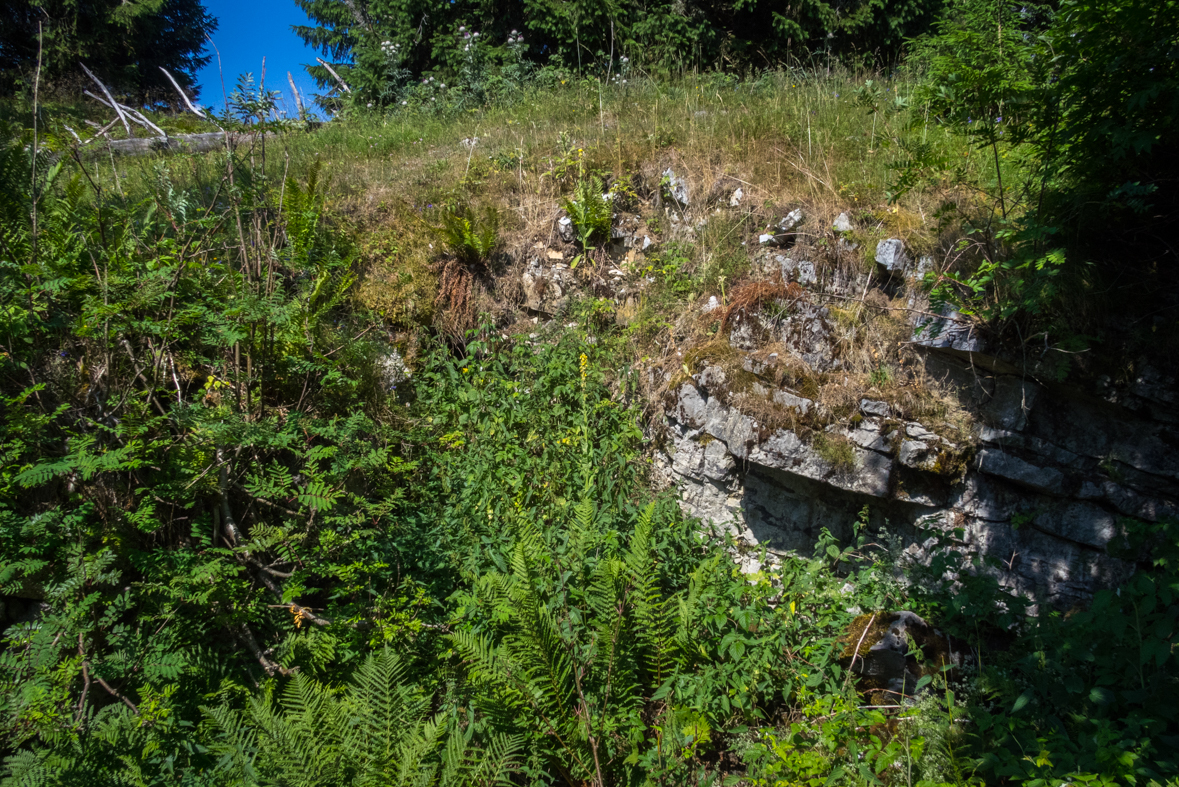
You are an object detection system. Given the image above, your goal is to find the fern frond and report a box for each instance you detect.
[449,732,524,787]
[200,703,260,784]
[561,176,611,250]
[390,711,446,787]
[435,205,500,266]
[1,748,60,787]
[346,650,431,783]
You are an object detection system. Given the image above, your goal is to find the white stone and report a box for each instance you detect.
[557,216,574,243]
[778,208,805,232]
[875,238,910,273]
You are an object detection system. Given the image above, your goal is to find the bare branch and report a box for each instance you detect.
[847,613,877,677]
[94,674,138,714]
[234,624,291,676]
[316,58,351,94]
[117,103,167,140]
[79,63,130,135]
[84,91,168,139]
[216,448,243,545]
[287,71,305,116]
[158,67,206,118]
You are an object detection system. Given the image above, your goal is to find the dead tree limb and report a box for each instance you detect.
[79,63,130,135]
[316,58,351,94]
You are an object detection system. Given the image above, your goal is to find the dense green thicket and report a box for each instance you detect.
[0,0,216,103]
[905,0,1179,350]
[293,0,945,107]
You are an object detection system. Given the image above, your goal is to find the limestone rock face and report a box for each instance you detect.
[659,341,1175,609]
[725,298,836,370]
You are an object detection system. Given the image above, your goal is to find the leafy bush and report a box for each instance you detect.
[0,122,419,781]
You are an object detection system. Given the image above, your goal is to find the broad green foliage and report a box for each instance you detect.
[908,0,1179,339]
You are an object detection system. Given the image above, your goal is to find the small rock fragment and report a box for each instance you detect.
[796,260,817,285]
[558,216,574,243]
[778,208,805,232]
[662,168,690,207]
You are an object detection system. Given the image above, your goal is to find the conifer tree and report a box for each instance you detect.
[0,0,217,104]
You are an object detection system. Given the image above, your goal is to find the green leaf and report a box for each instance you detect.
[1089,686,1114,706]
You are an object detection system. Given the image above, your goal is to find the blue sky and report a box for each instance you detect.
[195,0,324,115]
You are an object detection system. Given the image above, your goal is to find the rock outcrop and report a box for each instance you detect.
[658,338,1179,608]
[655,238,1177,609]
[513,198,1168,610]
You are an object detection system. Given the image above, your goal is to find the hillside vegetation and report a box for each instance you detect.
[2,0,1179,783]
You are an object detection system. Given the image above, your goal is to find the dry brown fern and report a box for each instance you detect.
[719,278,807,332]
[433,259,477,341]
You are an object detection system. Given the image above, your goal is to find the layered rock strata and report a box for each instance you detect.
[660,344,1174,610]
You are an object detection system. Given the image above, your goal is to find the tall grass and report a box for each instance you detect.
[89,68,976,215]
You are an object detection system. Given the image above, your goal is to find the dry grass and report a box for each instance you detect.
[433,260,478,342]
[719,279,807,332]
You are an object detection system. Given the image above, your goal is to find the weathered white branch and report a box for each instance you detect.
[316,58,351,94]
[79,63,130,135]
[84,91,167,139]
[287,71,305,116]
[158,67,206,118]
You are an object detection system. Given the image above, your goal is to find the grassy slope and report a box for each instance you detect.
[51,70,988,436]
[290,72,971,373]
